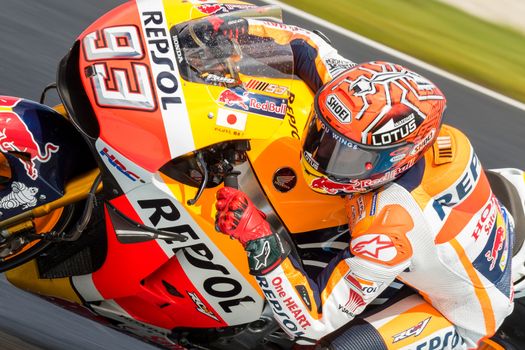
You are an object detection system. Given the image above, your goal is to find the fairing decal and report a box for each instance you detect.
[136,0,195,160]
[122,175,264,325]
[96,139,152,193]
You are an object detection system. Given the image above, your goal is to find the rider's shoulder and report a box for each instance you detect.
[395,124,479,195]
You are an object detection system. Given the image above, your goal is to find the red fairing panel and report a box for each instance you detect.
[92,196,227,329]
[77,1,178,172]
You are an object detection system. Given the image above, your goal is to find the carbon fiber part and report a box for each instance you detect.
[322,319,387,350]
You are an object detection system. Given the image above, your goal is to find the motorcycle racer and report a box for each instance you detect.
[215,61,518,349]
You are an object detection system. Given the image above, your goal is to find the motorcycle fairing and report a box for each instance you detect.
[0,96,91,219]
[72,0,291,174]
[6,0,351,346]
[95,139,152,193]
[67,174,263,329]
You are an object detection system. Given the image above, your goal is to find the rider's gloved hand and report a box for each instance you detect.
[197,16,249,44]
[215,187,271,246]
[215,187,290,275]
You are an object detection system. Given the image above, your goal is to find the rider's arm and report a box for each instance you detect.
[246,19,356,91]
[253,203,414,342]
[214,187,413,342]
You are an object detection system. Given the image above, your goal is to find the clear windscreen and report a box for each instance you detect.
[171,6,294,88]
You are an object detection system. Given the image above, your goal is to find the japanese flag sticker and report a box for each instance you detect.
[217,108,247,131]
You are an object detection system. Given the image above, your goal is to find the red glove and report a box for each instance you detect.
[196,16,249,44]
[215,187,272,246]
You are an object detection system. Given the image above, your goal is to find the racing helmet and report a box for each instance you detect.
[301,61,447,194]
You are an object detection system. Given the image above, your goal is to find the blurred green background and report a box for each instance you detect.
[280,0,525,103]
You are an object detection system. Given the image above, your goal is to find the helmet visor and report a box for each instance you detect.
[302,111,405,180]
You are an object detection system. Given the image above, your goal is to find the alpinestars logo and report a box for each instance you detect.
[392,317,431,343]
[253,240,271,270]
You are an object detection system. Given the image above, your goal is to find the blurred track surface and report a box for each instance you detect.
[0,0,523,349]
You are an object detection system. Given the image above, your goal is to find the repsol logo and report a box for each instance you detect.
[327,94,351,124]
[432,151,480,220]
[256,276,306,338]
[286,92,300,139]
[414,330,463,350]
[372,119,417,145]
[137,198,256,313]
[141,11,182,109]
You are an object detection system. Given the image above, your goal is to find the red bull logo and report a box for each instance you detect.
[485,226,506,271]
[311,177,355,194]
[0,96,21,108]
[217,90,249,111]
[0,107,59,180]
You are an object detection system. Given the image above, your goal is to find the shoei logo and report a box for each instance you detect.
[327,94,351,124]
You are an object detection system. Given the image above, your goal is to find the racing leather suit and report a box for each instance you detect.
[253,125,515,349]
[221,20,515,349]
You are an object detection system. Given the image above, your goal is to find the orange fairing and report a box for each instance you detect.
[77,1,292,173]
[78,1,171,172]
[374,299,455,349]
[250,136,348,233]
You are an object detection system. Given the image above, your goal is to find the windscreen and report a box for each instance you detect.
[171,6,294,88]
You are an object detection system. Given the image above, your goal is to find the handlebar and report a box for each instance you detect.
[224,171,241,189]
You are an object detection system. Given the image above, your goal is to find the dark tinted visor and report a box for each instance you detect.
[302,112,407,180]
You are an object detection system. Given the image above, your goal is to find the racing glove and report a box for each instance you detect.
[196,16,249,43]
[215,187,290,275]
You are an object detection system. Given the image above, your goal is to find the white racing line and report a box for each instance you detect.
[260,0,525,112]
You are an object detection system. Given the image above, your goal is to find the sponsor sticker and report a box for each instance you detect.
[252,240,271,270]
[485,226,506,271]
[0,108,59,180]
[324,57,355,77]
[294,285,312,311]
[410,129,435,155]
[217,88,287,119]
[137,0,195,158]
[216,108,247,131]
[255,276,309,338]
[187,291,220,322]
[471,195,497,241]
[272,167,297,192]
[245,79,288,95]
[392,317,431,343]
[326,94,351,124]
[0,182,38,210]
[371,113,417,146]
[99,147,143,183]
[196,3,256,15]
[370,192,378,216]
[203,73,237,85]
[339,274,366,317]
